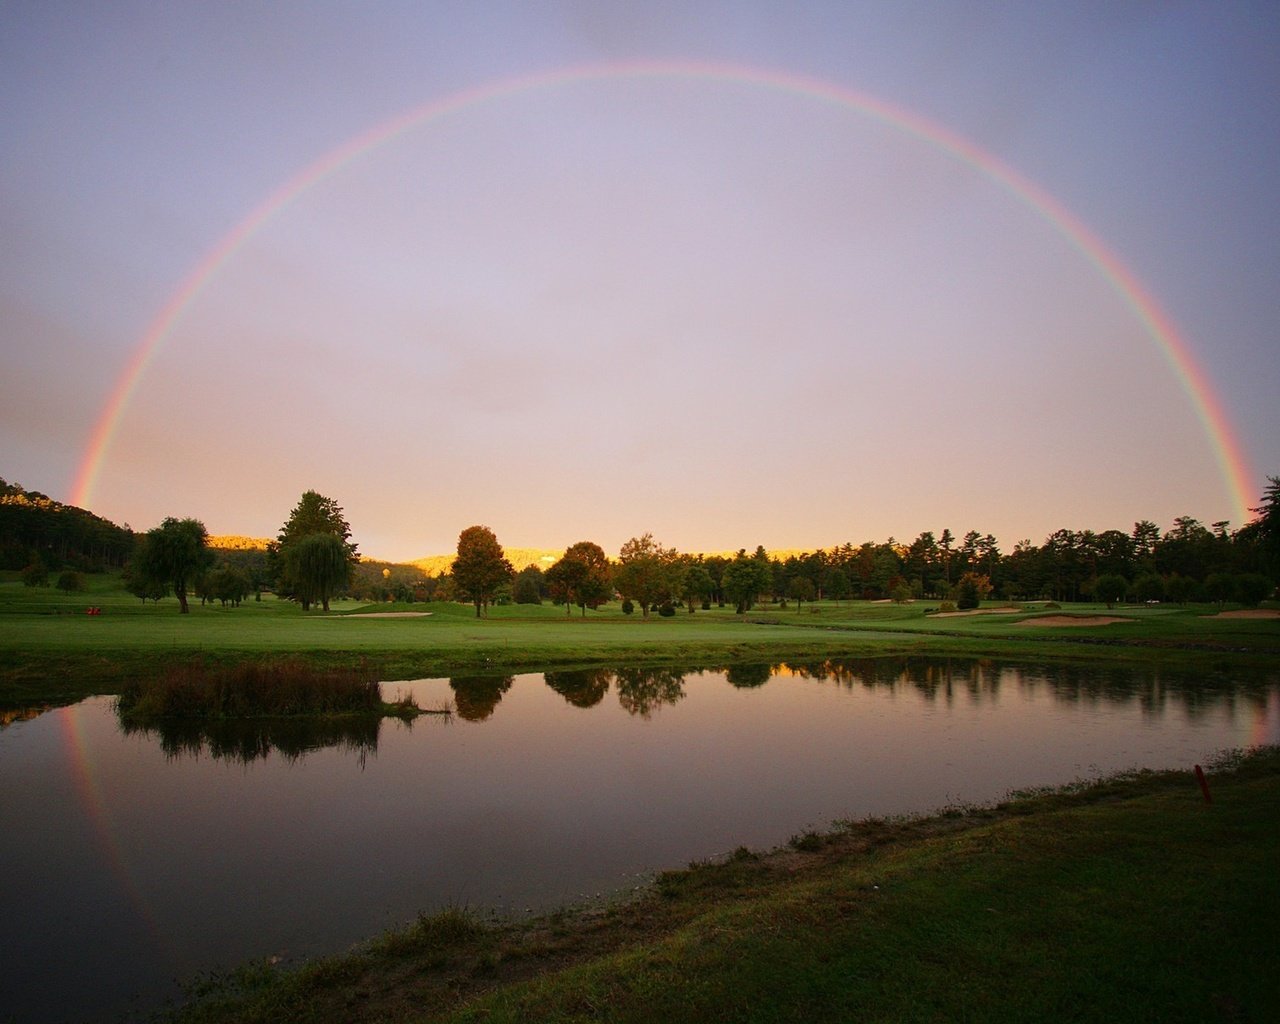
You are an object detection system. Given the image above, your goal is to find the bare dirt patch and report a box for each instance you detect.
[1016,615,1129,628]
[1209,609,1280,620]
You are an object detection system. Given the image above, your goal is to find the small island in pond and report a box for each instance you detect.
[115,659,445,724]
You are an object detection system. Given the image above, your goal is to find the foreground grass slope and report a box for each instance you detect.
[168,748,1280,1024]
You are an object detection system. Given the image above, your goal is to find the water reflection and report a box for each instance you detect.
[4,657,1275,1024]
[614,667,686,718]
[724,663,771,689]
[118,714,383,764]
[101,657,1280,762]
[441,658,1279,724]
[774,656,1278,721]
[544,668,611,708]
[449,674,514,721]
[0,704,55,728]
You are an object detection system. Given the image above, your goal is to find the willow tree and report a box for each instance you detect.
[274,490,358,609]
[282,532,351,612]
[135,517,214,613]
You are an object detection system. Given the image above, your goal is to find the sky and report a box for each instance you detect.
[2,2,1278,563]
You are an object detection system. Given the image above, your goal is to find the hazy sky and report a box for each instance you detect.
[2,2,1277,561]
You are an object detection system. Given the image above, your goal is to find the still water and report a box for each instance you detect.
[2,657,1277,1022]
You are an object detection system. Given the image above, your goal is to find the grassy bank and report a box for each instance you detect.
[1,573,1277,707]
[166,747,1280,1023]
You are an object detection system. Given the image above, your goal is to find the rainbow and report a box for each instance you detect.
[59,702,164,941]
[71,59,1256,521]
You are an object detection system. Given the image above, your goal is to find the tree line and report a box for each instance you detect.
[7,476,1278,614]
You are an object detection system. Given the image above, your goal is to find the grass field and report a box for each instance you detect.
[1,571,1277,706]
[164,747,1280,1024]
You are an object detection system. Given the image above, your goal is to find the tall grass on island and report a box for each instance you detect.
[116,658,427,721]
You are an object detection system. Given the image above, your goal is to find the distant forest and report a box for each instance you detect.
[2,475,1277,606]
[0,477,134,570]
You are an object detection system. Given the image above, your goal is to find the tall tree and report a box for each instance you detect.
[135,517,214,613]
[939,528,955,585]
[1248,475,1280,583]
[275,490,359,609]
[453,525,514,617]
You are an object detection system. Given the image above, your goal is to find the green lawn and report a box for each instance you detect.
[1,571,1276,706]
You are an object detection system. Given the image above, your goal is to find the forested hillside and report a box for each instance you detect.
[0,477,134,570]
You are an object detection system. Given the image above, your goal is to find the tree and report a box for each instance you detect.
[275,490,359,609]
[1249,476,1280,583]
[614,533,680,618]
[282,533,350,612]
[788,575,816,610]
[1234,572,1272,607]
[546,541,612,616]
[1094,574,1128,609]
[513,565,544,605]
[453,525,513,617]
[1132,573,1165,603]
[680,562,714,612]
[56,570,83,594]
[702,555,729,606]
[135,517,214,613]
[201,564,252,607]
[955,571,992,610]
[567,542,613,613]
[939,528,955,585]
[722,551,771,613]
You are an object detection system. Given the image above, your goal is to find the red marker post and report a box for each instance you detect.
[1194,764,1212,804]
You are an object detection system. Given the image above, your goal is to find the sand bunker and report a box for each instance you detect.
[1016,615,1128,627]
[931,607,1020,618]
[336,611,433,619]
[1209,609,1280,620]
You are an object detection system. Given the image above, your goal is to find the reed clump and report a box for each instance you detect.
[117,658,394,720]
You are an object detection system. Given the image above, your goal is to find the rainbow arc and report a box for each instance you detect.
[71,60,1256,522]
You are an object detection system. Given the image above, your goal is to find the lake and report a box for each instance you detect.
[2,656,1276,1022]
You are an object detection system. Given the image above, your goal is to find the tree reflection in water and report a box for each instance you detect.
[544,669,611,708]
[449,674,515,721]
[614,667,685,718]
[118,715,383,765]
[724,663,771,689]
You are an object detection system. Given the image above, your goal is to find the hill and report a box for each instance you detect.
[411,548,563,577]
[208,535,272,551]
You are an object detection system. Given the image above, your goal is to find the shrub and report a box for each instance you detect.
[1094,574,1129,609]
[56,570,84,593]
[938,600,957,613]
[657,602,676,617]
[20,562,47,587]
[1234,573,1273,607]
[621,599,634,615]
